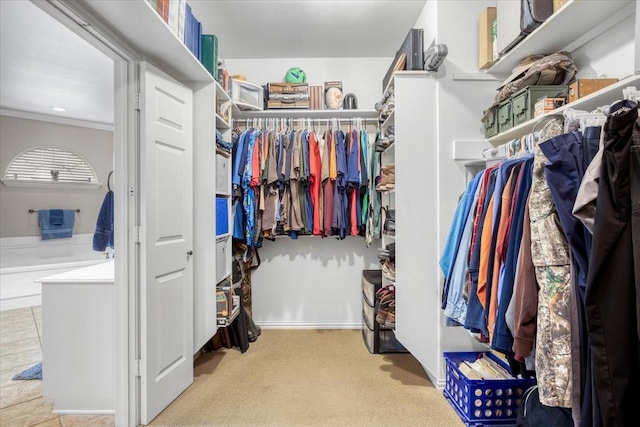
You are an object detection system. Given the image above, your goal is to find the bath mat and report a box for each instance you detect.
[12,362,42,380]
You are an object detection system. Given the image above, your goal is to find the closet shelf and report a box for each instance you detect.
[487,73,640,146]
[485,0,634,74]
[216,113,231,130]
[82,0,214,88]
[215,81,231,103]
[381,110,395,130]
[233,109,379,120]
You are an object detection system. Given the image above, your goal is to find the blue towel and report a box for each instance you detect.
[38,210,75,240]
[49,209,64,225]
[93,191,114,251]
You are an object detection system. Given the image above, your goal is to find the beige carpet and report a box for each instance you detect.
[148,329,465,427]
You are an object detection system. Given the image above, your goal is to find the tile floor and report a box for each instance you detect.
[0,306,115,426]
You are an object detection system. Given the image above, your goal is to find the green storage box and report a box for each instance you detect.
[497,99,512,134]
[483,108,499,138]
[511,85,567,126]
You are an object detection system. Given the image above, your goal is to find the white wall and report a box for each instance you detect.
[252,237,379,328]
[225,57,393,110]
[0,116,114,238]
[570,14,635,79]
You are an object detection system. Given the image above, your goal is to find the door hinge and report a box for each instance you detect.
[134,226,141,243]
[135,359,142,377]
[133,93,141,110]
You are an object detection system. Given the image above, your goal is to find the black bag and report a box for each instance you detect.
[521,0,554,34]
[516,385,573,427]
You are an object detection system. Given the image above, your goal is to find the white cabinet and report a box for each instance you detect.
[40,261,115,414]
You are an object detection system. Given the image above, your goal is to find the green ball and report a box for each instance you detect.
[284,67,307,83]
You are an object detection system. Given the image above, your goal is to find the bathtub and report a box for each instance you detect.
[0,234,111,311]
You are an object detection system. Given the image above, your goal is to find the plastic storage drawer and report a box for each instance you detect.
[215,153,231,195]
[497,99,512,133]
[361,269,382,307]
[511,85,567,126]
[362,292,393,332]
[443,352,536,426]
[215,236,231,283]
[361,312,407,354]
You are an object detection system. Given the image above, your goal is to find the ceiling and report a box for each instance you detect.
[0,0,115,125]
[189,0,427,59]
[0,0,426,125]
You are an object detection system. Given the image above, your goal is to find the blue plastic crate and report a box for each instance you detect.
[443,352,536,427]
[216,197,229,236]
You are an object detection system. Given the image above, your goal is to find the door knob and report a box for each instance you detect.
[187,250,193,260]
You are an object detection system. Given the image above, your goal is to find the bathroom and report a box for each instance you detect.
[0,1,116,422]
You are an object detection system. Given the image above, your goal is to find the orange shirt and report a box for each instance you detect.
[308,132,322,235]
[477,196,495,310]
[487,167,519,340]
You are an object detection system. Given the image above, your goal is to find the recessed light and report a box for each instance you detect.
[52,107,67,112]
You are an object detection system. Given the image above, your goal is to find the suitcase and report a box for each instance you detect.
[267,83,309,100]
[521,0,553,34]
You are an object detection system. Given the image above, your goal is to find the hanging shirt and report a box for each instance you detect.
[333,130,348,239]
[309,131,322,235]
[323,130,335,237]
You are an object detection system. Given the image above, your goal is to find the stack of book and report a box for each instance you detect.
[147,0,203,65]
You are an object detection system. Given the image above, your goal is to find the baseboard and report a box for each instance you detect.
[52,409,115,415]
[256,321,362,330]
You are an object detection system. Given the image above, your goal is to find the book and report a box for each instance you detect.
[168,0,180,36]
[177,0,186,41]
[183,3,194,55]
[201,34,218,78]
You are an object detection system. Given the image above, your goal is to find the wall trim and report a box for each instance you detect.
[0,108,114,131]
[257,322,362,330]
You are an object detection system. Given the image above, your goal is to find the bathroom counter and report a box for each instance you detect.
[39,259,115,414]
[38,259,113,283]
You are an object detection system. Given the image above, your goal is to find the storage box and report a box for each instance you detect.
[231,79,264,110]
[568,78,618,103]
[511,85,567,126]
[443,352,536,426]
[267,99,310,109]
[267,82,309,98]
[497,99,512,133]
[553,0,569,12]
[216,196,229,236]
[534,97,565,117]
[362,312,407,354]
[479,7,497,70]
[483,108,499,138]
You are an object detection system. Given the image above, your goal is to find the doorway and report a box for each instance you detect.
[0,0,131,426]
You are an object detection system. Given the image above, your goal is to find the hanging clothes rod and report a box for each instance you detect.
[232,117,380,124]
[29,208,81,213]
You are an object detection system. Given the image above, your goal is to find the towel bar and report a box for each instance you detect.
[29,209,81,213]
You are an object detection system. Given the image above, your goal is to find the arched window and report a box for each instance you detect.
[2,146,101,189]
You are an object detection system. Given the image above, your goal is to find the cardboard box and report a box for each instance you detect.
[553,0,569,13]
[479,7,497,69]
[568,78,618,103]
[534,97,565,117]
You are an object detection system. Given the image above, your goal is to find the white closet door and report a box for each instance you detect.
[139,62,194,424]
